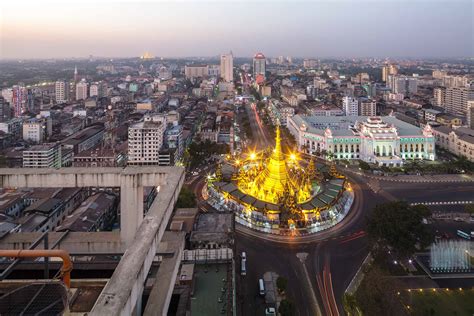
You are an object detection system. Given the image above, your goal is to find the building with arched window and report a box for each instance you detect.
[288,115,436,167]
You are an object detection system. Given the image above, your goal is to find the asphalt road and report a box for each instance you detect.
[245,103,271,150]
[379,180,474,204]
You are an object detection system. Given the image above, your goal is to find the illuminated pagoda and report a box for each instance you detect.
[208,123,348,229]
[237,126,312,204]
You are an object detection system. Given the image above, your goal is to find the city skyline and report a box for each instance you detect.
[1,0,473,59]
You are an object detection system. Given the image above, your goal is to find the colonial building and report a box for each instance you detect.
[432,126,474,162]
[288,115,436,167]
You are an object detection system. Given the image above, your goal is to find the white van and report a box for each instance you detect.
[241,259,246,276]
[259,278,265,296]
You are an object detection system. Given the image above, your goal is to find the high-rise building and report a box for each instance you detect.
[442,75,470,88]
[444,87,474,115]
[12,85,27,117]
[382,64,398,82]
[467,101,474,129]
[253,53,266,81]
[433,87,446,107]
[55,80,70,103]
[76,80,88,101]
[432,69,448,79]
[0,97,12,122]
[360,100,377,116]
[127,115,166,165]
[343,96,359,116]
[389,75,417,95]
[220,52,233,82]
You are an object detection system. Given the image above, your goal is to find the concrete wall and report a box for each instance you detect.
[0,232,124,254]
[0,167,182,245]
[90,169,184,316]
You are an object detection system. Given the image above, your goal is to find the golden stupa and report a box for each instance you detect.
[237,126,312,205]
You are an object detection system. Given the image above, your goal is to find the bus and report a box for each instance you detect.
[259,279,265,296]
[457,230,471,240]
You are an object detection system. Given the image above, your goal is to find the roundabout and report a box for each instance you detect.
[204,126,356,242]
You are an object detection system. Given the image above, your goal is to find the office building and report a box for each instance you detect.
[55,80,70,104]
[220,52,233,82]
[442,75,471,88]
[76,80,88,101]
[433,87,445,107]
[128,115,166,165]
[468,101,474,129]
[253,52,266,81]
[360,100,377,116]
[184,65,209,79]
[444,87,474,115]
[288,115,436,166]
[382,64,398,82]
[389,75,417,95]
[23,143,62,168]
[343,97,359,116]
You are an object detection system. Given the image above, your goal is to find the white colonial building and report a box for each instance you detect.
[288,115,436,167]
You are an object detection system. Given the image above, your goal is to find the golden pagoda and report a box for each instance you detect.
[238,125,312,205]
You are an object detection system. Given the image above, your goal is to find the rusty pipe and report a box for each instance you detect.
[0,249,73,288]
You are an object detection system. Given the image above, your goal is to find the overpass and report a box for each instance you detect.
[0,166,185,315]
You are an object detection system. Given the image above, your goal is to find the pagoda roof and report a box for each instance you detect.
[318,194,334,204]
[241,195,257,205]
[221,182,238,193]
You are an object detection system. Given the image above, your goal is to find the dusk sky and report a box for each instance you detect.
[1,0,473,59]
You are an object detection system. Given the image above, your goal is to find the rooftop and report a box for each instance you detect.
[194,213,232,233]
[292,115,424,136]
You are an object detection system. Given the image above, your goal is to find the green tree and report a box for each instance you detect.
[276,276,288,294]
[355,265,404,316]
[358,160,371,171]
[465,204,474,216]
[176,186,197,208]
[278,299,295,316]
[366,201,434,258]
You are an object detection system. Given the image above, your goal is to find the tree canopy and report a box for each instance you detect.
[176,186,197,208]
[366,201,433,258]
[187,140,229,168]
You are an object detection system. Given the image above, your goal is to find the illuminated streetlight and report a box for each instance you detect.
[250,152,256,160]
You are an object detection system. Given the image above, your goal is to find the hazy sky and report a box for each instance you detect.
[1,0,473,59]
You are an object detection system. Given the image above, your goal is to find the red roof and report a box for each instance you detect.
[254,52,265,59]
